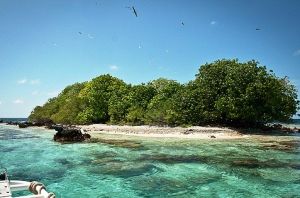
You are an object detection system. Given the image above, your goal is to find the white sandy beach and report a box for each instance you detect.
[78,124,245,139]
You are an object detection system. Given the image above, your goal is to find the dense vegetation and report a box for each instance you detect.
[29,59,299,127]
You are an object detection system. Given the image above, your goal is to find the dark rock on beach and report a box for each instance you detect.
[48,124,64,132]
[53,126,91,142]
[6,121,19,126]
[259,123,300,134]
[18,122,30,128]
[17,121,53,128]
[18,122,35,128]
[183,129,194,134]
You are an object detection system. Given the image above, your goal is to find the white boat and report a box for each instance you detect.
[0,169,55,198]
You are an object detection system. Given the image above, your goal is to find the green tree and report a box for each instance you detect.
[28,97,59,124]
[108,83,131,124]
[126,84,156,124]
[50,82,86,124]
[145,78,183,126]
[28,60,299,127]
[78,74,127,124]
[193,59,299,126]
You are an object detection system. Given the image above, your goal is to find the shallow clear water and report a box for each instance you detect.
[0,124,300,198]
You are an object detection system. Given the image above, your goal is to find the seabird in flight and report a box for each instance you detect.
[132,6,138,17]
[126,6,138,17]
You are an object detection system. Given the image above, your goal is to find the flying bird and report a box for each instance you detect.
[78,32,82,35]
[181,22,184,26]
[132,6,138,17]
[256,28,261,31]
[126,6,138,17]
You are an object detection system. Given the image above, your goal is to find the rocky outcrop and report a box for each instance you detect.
[48,124,64,132]
[18,122,31,128]
[16,121,53,128]
[53,126,91,142]
[262,123,300,133]
[6,121,19,125]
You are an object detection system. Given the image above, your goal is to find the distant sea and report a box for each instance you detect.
[0,118,27,122]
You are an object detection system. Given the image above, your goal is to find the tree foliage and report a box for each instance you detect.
[28,60,299,127]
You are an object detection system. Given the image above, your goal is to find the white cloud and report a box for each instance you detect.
[210,21,217,25]
[109,65,119,71]
[30,79,40,85]
[0,101,2,105]
[13,99,24,104]
[17,78,40,85]
[17,78,27,84]
[293,49,300,56]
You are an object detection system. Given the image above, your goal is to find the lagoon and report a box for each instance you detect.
[1,124,300,198]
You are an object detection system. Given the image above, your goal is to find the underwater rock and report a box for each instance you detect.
[231,158,294,169]
[140,154,207,164]
[92,138,144,149]
[280,140,300,147]
[232,159,261,168]
[258,168,300,182]
[90,162,161,178]
[261,140,300,151]
[53,126,91,142]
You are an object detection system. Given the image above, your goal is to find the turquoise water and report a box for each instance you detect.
[1,124,300,198]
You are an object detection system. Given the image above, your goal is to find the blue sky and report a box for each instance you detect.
[0,0,299,117]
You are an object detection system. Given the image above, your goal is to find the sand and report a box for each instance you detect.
[78,124,246,139]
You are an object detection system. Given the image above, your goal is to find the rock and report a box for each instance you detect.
[92,138,144,149]
[183,129,193,135]
[210,135,216,138]
[272,123,283,130]
[17,121,51,128]
[83,133,91,139]
[0,120,3,123]
[18,122,34,128]
[139,154,208,164]
[6,121,19,125]
[53,126,91,142]
[18,123,29,128]
[232,159,260,168]
[48,124,64,132]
